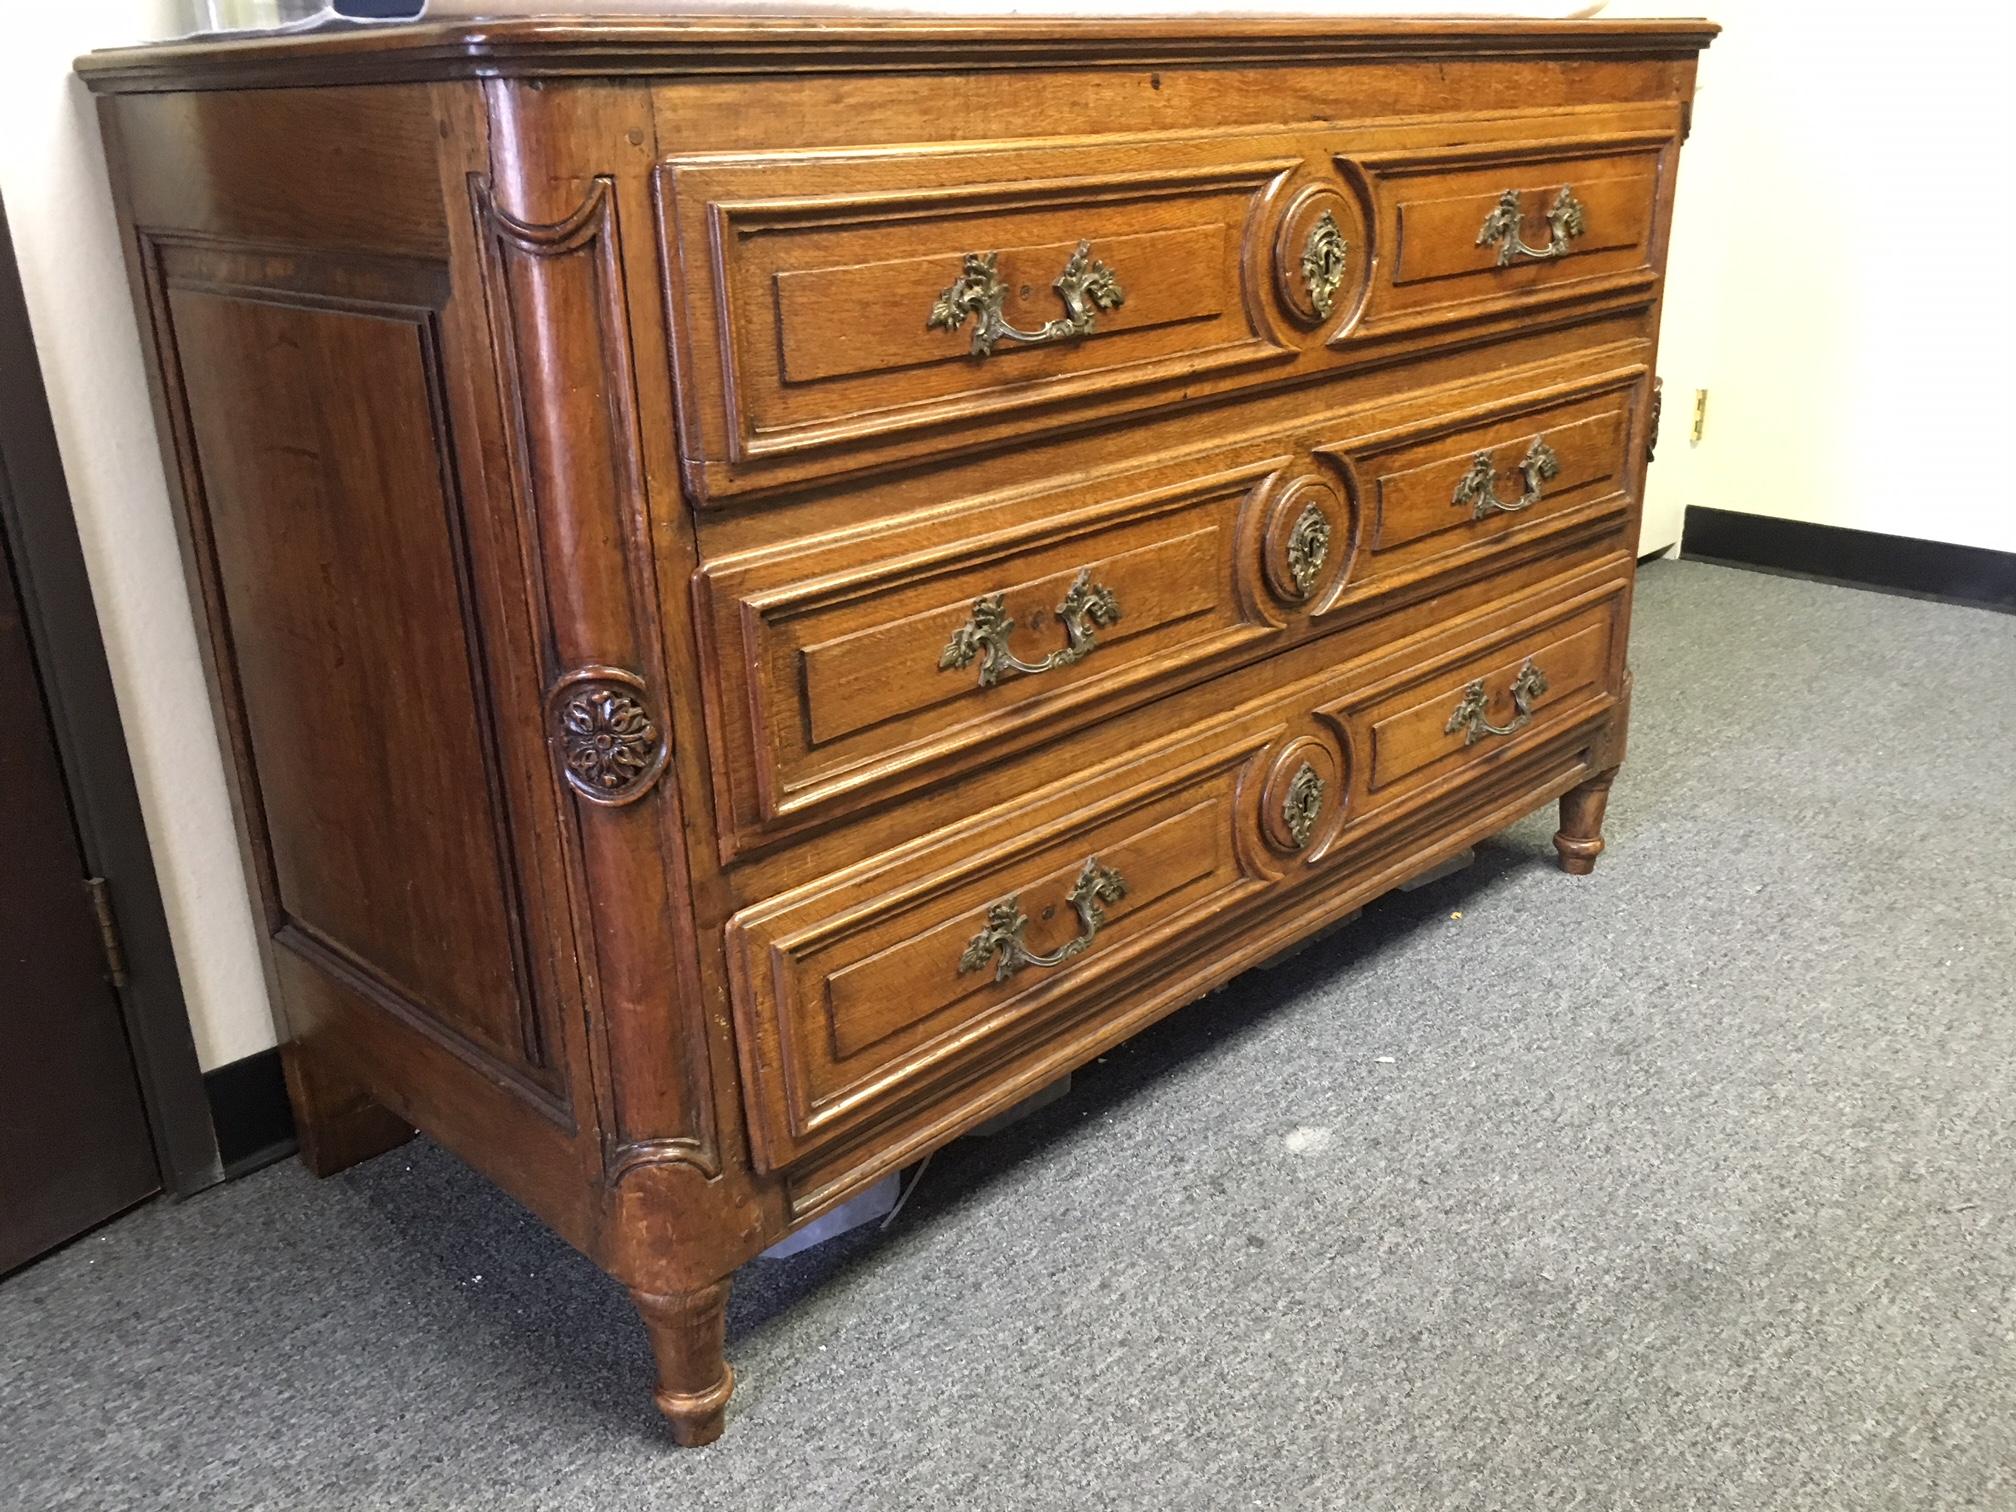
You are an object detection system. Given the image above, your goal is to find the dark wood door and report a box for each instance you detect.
[0,528,158,1273]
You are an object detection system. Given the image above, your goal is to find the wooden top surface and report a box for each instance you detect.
[78,13,1716,92]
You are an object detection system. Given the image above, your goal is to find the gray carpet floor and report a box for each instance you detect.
[4,560,2012,1511]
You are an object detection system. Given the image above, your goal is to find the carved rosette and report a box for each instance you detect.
[548,666,670,807]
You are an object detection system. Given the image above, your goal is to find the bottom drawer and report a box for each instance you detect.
[727,571,1627,1175]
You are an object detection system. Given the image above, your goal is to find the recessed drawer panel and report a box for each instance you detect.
[1357,132,1666,334]
[727,736,1274,1170]
[1318,590,1622,837]
[1322,367,1645,595]
[658,139,1295,480]
[696,460,1282,851]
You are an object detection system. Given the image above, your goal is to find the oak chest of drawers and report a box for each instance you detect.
[81,12,1714,1444]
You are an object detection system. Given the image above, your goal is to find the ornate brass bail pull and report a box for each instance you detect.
[958,857,1129,983]
[1444,659,1550,745]
[1451,436,1561,521]
[1476,185,1587,266]
[927,240,1125,357]
[940,567,1122,688]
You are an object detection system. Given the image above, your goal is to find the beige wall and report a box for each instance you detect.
[0,2,276,1070]
[1626,0,2016,556]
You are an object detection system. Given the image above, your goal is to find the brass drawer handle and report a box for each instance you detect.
[940,567,1121,689]
[959,858,1129,983]
[928,239,1125,357]
[1445,659,1550,745]
[1476,186,1587,266]
[1451,437,1560,521]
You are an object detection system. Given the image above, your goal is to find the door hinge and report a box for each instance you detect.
[1690,387,1709,445]
[84,876,129,989]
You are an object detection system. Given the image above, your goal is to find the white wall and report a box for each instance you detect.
[0,2,276,1070]
[1626,0,2016,557]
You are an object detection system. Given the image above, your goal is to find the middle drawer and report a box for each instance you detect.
[695,361,1645,856]
[701,356,1645,858]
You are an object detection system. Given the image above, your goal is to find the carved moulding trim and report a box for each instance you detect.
[1254,464,1358,616]
[548,665,672,807]
[78,24,1724,95]
[471,159,722,1185]
[478,174,615,257]
[1256,732,1347,862]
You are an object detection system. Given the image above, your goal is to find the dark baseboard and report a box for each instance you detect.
[202,1048,297,1178]
[1683,506,2015,614]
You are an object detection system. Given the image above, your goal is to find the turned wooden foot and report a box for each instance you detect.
[632,1280,735,1446]
[280,1039,413,1177]
[1553,767,1618,875]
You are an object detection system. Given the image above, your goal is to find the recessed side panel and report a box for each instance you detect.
[160,249,564,1108]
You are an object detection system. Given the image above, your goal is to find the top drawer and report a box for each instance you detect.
[658,116,1675,501]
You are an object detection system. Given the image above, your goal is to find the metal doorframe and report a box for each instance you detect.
[0,192,220,1197]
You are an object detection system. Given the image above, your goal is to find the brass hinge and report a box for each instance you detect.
[84,876,129,988]
[1690,387,1709,445]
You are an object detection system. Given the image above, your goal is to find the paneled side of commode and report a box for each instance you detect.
[101,83,611,1243]
[160,253,559,1096]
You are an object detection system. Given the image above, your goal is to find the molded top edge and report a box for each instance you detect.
[78,14,1717,93]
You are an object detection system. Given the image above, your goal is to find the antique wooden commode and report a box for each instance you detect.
[81,12,1714,1443]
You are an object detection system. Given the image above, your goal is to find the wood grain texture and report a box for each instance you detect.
[165,270,550,1082]
[82,16,1710,1443]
